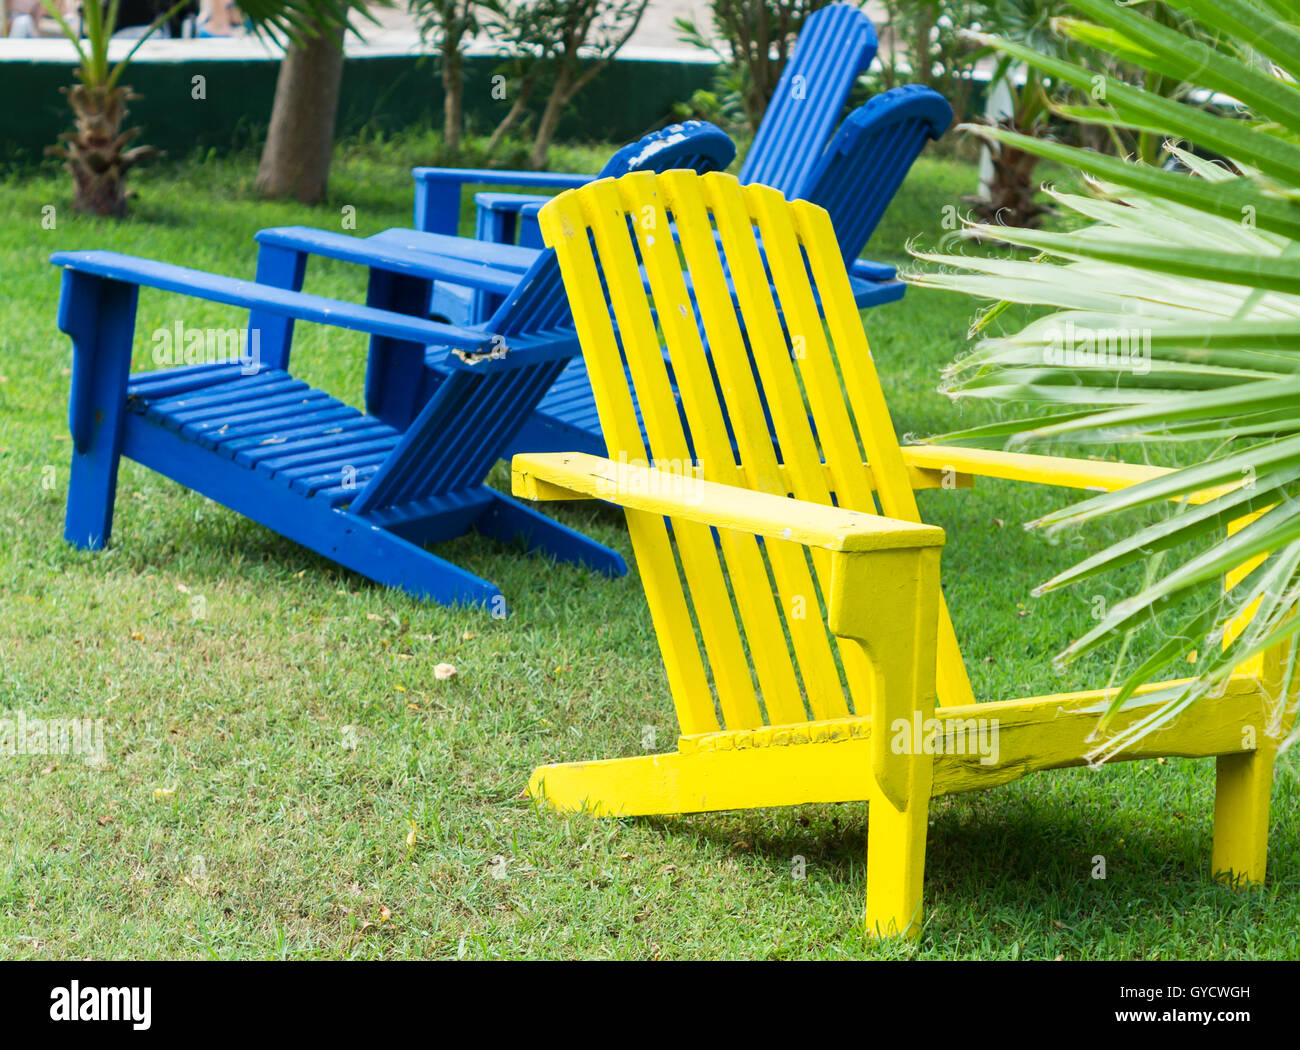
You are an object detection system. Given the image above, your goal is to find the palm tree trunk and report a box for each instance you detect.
[255,25,345,204]
[53,84,157,218]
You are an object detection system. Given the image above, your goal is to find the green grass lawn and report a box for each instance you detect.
[1,136,1297,959]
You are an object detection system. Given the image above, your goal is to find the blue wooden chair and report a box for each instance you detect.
[425,120,735,324]
[376,84,951,454]
[409,2,878,242]
[52,248,627,610]
[416,88,952,326]
[247,119,736,447]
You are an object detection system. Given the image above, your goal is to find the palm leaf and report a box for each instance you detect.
[908,0,1300,756]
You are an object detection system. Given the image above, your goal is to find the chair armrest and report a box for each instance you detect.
[512,451,944,553]
[51,250,498,354]
[850,258,897,282]
[367,228,540,273]
[512,450,944,810]
[255,226,522,297]
[901,444,1229,505]
[412,166,594,234]
[475,192,551,215]
[475,192,554,248]
[412,167,594,189]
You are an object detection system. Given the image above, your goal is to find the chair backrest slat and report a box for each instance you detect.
[540,185,722,735]
[540,171,940,735]
[356,122,737,518]
[800,84,953,261]
[623,176,807,726]
[695,176,860,720]
[738,3,878,195]
[351,358,568,517]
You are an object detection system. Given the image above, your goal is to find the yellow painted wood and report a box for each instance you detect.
[537,190,718,736]
[685,173,854,721]
[513,453,944,552]
[523,459,973,500]
[618,172,802,727]
[524,170,1286,942]
[829,548,941,810]
[1213,747,1275,885]
[795,207,975,711]
[1214,521,1293,884]
[903,444,1232,504]
[1221,512,1267,678]
[582,176,763,730]
[528,674,1266,816]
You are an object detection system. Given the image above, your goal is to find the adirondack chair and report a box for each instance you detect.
[447,2,881,255]
[509,170,1290,938]
[416,86,951,456]
[248,119,735,460]
[372,83,950,458]
[52,248,626,609]
[453,84,952,313]
[407,3,876,241]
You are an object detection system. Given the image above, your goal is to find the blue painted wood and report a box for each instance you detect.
[366,229,537,274]
[467,120,738,249]
[803,84,952,265]
[53,257,628,609]
[248,242,305,372]
[363,266,435,429]
[121,412,506,606]
[412,116,730,242]
[50,251,499,354]
[254,226,522,296]
[365,14,946,460]
[476,492,626,578]
[738,3,877,195]
[244,83,934,490]
[413,169,593,236]
[60,269,138,550]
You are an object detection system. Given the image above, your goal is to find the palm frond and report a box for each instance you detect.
[908,0,1300,755]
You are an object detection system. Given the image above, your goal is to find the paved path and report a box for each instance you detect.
[2,1,896,64]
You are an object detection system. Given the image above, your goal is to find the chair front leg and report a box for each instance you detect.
[61,271,139,551]
[249,242,306,372]
[829,547,942,940]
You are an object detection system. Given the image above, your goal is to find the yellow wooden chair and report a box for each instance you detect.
[510,170,1293,939]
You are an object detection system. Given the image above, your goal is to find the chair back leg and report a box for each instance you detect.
[1213,746,1276,885]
